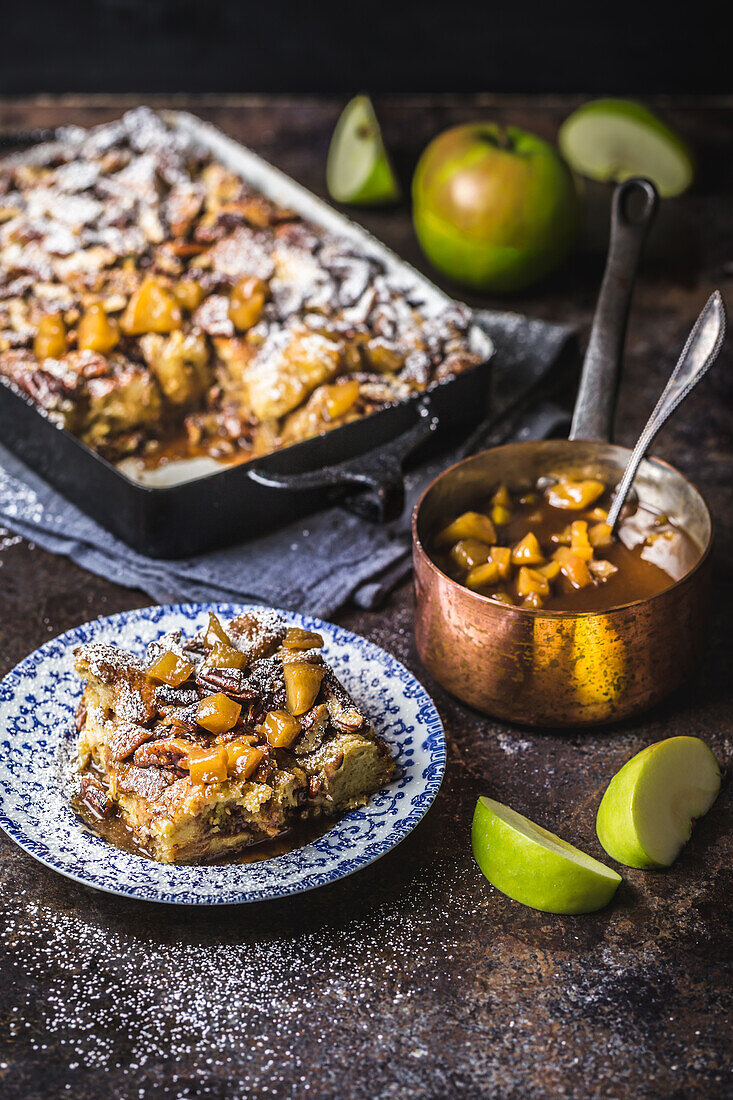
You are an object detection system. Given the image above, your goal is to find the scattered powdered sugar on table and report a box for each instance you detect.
[0,856,479,1097]
[496,731,533,756]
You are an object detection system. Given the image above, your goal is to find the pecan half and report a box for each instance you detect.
[154,684,201,709]
[79,775,114,819]
[323,676,366,733]
[196,667,259,702]
[133,737,191,770]
[108,722,155,762]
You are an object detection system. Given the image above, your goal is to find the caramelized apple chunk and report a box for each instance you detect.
[325,379,360,420]
[147,650,195,687]
[283,663,325,716]
[229,276,268,331]
[516,566,551,599]
[173,279,205,312]
[437,511,496,547]
[465,561,501,591]
[204,643,247,670]
[77,303,119,354]
[34,312,67,359]
[197,693,242,734]
[588,559,619,582]
[511,532,544,566]
[188,745,228,784]
[489,590,515,606]
[261,709,302,749]
[538,560,561,581]
[546,479,605,511]
[225,741,265,779]
[203,612,231,649]
[552,546,593,589]
[121,276,182,335]
[488,546,512,579]
[570,520,593,561]
[282,627,324,651]
[450,538,491,571]
[589,522,613,548]
[492,484,511,508]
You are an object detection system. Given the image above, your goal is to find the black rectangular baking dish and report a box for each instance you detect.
[0,112,494,559]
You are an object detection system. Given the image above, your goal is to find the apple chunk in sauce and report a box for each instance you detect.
[430,477,699,612]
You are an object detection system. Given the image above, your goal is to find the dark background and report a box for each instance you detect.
[0,0,728,95]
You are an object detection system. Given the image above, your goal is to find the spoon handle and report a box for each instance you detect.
[607,290,727,531]
[570,178,658,443]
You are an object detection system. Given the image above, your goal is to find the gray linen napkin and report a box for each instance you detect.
[0,310,574,618]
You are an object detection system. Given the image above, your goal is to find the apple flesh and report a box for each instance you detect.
[327,95,400,206]
[559,98,694,198]
[412,123,579,293]
[596,736,722,869]
[472,796,621,914]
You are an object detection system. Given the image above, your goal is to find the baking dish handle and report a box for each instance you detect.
[247,399,439,523]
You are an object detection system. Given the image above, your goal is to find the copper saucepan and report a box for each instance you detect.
[413,179,716,728]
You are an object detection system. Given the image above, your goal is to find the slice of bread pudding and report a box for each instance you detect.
[74,610,394,863]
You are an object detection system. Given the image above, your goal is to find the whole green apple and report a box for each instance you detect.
[412,123,579,293]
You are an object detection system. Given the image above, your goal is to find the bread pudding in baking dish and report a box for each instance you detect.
[0,108,481,472]
[74,609,395,863]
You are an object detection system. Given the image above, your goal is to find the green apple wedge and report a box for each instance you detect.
[327,95,400,205]
[596,736,722,869]
[559,99,694,198]
[472,796,621,914]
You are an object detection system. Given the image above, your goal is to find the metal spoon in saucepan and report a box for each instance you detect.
[606,290,727,532]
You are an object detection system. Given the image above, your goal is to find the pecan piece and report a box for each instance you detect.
[154,684,201,709]
[108,722,155,762]
[308,775,322,798]
[323,676,366,733]
[324,752,344,781]
[79,775,114,819]
[74,699,87,732]
[196,667,259,702]
[133,737,192,770]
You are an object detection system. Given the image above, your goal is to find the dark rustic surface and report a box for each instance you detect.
[0,96,731,1100]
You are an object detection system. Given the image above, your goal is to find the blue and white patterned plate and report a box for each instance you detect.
[0,603,445,905]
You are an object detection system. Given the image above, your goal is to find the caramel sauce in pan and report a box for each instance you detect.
[431,485,700,613]
[73,788,338,865]
[138,431,253,470]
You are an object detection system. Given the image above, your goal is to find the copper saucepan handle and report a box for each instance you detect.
[569,177,659,443]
